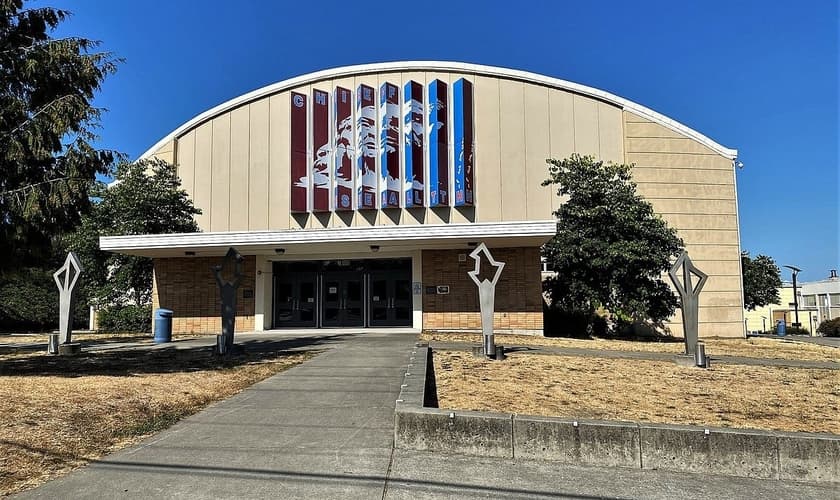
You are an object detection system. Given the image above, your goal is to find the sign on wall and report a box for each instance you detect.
[312,89,330,212]
[334,86,354,211]
[428,79,449,207]
[404,80,425,207]
[291,78,472,213]
[453,78,474,206]
[380,82,401,208]
[357,84,377,209]
[290,91,308,213]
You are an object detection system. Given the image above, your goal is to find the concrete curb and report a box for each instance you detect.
[394,345,840,484]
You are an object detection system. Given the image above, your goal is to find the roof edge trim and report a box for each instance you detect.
[140,61,737,160]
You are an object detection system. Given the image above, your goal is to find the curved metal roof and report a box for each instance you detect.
[140,61,737,160]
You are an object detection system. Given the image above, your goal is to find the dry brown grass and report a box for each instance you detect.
[0,332,203,346]
[420,331,840,363]
[433,350,840,435]
[0,347,313,496]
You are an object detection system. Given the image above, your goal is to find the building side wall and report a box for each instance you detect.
[624,112,743,338]
[152,256,256,334]
[422,247,543,333]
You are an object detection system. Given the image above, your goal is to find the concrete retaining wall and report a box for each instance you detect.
[395,345,840,484]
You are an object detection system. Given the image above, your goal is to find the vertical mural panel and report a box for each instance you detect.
[312,89,330,212]
[428,79,449,206]
[290,91,308,213]
[334,86,354,211]
[403,80,424,207]
[356,84,377,209]
[379,82,401,208]
[453,78,474,206]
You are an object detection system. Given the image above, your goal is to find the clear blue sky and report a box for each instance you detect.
[47,0,838,281]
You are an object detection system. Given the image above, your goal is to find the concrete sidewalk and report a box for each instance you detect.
[16,330,415,499]
[15,330,837,499]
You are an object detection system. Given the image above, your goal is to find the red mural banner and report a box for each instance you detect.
[290,91,308,213]
[334,86,353,210]
[312,89,330,212]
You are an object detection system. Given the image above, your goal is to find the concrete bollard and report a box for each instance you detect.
[694,342,706,368]
[47,333,59,355]
[495,345,505,361]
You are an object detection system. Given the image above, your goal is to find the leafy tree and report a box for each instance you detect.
[65,159,201,307]
[541,154,684,333]
[741,251,782,310]
[0,0,120,270]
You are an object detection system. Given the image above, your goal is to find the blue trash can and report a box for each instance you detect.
[154,308,174,343]
[776,319,786,337]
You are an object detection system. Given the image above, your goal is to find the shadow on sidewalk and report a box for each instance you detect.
[0,334,349,377]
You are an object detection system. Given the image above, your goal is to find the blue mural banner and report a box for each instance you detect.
[428,79,449,207]
[380,82,401,208]
[403,81,424,207]
[453,78,474,206]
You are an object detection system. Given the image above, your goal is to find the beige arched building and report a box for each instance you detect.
[100,62,744,338]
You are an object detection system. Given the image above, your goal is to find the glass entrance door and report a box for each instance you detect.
[321,272,364,327]
[369,270,413,327]
[272,273,317,327]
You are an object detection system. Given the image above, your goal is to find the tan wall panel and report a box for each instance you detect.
[523,85,552,220]
[680,259,740,276]
[632,167,733,185]
[268,92,290,230]
[681,244,741,261]
[229,106,250,231]
[548,90,574,214]
[627,152,733,169]
[627,137,717,155]
[248,100,270,230]
[192,122,213,230]
[624,112,652,123]
[176,130,196,205]
[625,121,686,139]
[649,199,737,215]
[597,102,623,163]
[498,79,526,221]
[474,76,502,222]
[151,150,174,164]
[210,115,231,231]
[661,213,738,230]
[572,94,599,155]
[697,291,744,307]
[697,275,743,293]
[666,321,744,338]
[636,183,735,200]
[673,229,739,245]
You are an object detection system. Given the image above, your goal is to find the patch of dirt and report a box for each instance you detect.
[432,350,840,435]
[420,332,839,363]
[0,347,314,496]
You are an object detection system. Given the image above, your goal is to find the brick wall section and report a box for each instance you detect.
[152,256,256,334]
[422,247,543,332]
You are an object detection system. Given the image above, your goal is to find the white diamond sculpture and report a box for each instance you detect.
[467,243,505,356]
[54,252,83,345]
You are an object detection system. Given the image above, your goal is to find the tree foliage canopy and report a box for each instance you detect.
[0,0,120,269]
[542,155,684,331]
[65,159,201,307]
[741,251,782,310]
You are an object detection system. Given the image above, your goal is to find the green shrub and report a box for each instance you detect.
[98,305,152,333]
[817,317,840,337]
[0,267,89,332]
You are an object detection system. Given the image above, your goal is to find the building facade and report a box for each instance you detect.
[100,62,744,337]
[744,271,840,335]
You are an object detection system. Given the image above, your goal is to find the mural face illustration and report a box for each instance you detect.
[334,115,354,189]
[358,105,376,162]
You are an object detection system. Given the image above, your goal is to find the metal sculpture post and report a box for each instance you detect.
[54,252,83,345]
[669,251,707,356]
[213,247,244,353]
[467,243,505,357]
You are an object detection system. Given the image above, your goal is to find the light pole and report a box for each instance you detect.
[783,265,802,328]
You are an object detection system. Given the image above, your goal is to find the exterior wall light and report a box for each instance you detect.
[370,245,380,252]
[184,251,196,256]
[275,248,285,254]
